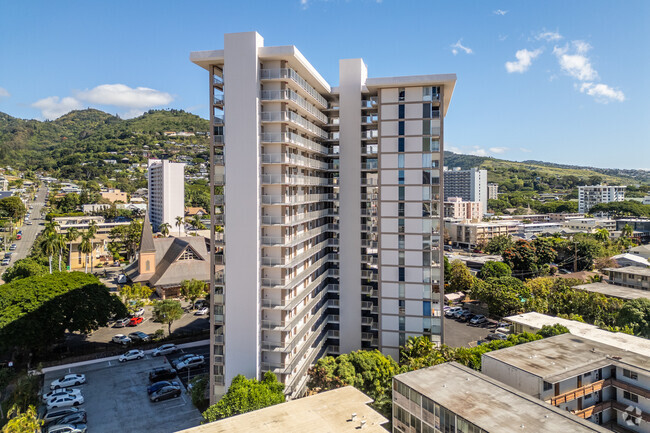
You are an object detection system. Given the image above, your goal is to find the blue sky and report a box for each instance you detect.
[0,0,648,169]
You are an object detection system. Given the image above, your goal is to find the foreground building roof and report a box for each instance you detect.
[176,386,388,433]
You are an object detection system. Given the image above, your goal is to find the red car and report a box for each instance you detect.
[128,317,143,326]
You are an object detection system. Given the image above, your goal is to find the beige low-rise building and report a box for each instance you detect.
[100,188,128,203]
[443,197,482,221]
[482,334,650,432]
[605,266,650,291]
[563,218,617,233]
[445,220,519,248]
[393,362,609,433]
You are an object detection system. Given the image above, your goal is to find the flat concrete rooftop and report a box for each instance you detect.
[604,266,650,277]
[573,282,649,300]
[176,386,387,433]
[482,333,650,383]
[394,362,608,432]
[505,312,650,357]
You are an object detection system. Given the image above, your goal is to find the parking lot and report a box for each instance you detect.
[42,344,207,433]
[443,314,500,348]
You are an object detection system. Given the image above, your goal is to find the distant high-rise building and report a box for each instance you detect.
[487,182,499,200]
[191,31,455,403]
[443,167,488,213]
[578,185,626,213]
[147,159,185,233]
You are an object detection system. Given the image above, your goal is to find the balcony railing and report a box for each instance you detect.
[260,173,334,186]
[260,68,328,108]
[260,131,328,155]
[261,193,337,205]
[213,95,224,105]
[260,89,328,124]
[260,111,328,140]
[261,224,338,247]
[261,152,329,170]
[361,97,378,108]
[261,208,338,226]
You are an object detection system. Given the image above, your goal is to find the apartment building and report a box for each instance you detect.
[487,182,498,200]
[482,334,650,432]
[392,362,609,433]
[604,266,650,291]
[445,220,519,248]
[100,188,128,203]
[563,217,617,233]
[578,185,626,213]
[443,167,488,213]
[443,197,482,221]
[147,159,185,233]
[190,31,454,402]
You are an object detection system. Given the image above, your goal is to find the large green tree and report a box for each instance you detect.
[448,260,474,292]
[2,405,42,433]
[152,299,184,335]
[617,298,650,338]
[307,350,402,416]
[2,258,48,283]
[471,276,531,318]
[477,261,512,279]
[202,372,285,422]
[485,235,514,255]
[0,273,127,354]
[180,279,208,309]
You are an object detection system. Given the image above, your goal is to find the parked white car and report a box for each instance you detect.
[42,388,82,403]
[112,334,132,345]
[132,308,145,317]
[50,374,86,390]
[119,349,145,362]
[194,307,209,316]
[46,394,85,410]
[174,355,205,371]
[151,344,179,357]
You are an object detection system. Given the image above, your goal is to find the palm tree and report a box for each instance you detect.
[44,220,59,237]
[55,234,67,272]
[158,222,171,237]
[594,228,610,243]
[66,227,80,270]
[190,214,206,233]
[175,216,184,236]
[41,232,59,274]
[79,232,93,273]
[622,224,633,238]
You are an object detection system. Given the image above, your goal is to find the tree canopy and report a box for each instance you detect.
[617,298,650,338]
[152,299,183,335]
[1,258,48,283]
[0,272,127,353]
[477,261,512,279]
[202,372,285,422]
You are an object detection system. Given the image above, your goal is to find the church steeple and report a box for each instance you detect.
[140,213,156,253]
[138,213,156,274]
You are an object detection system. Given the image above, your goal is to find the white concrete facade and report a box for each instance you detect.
[191,31,455,403]
[578,185,626,213]
[147,159,185,234]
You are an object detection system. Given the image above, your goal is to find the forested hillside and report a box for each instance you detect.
[0,109,209,178]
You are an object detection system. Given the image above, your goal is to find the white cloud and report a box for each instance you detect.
[553,41,598,81]
[75,84,173,108]
[451,40,473,55]
[579,82,625,103]
[467,147,488,156]
[0,87,9,99]
[493,9,508,15]
[300,0,308,8]
[489,147,508,154]
[32,96,83,120]
[31,83,174,119]
[505,48,542,73]
[536,31,563,42]
[519,147,532,153]
[498,34,508,42]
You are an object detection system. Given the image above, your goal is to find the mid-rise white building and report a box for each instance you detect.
[147,159,185,233]
[443,167,488,213]
[578,185,626,213]
[190,31,455,403]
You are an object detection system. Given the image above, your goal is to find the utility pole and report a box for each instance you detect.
[573,240,578,273]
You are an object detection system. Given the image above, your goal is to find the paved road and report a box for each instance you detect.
[0,186,47,275]
[443,315,494,348]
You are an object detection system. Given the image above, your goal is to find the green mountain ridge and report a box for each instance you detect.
[0,108,647,188]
